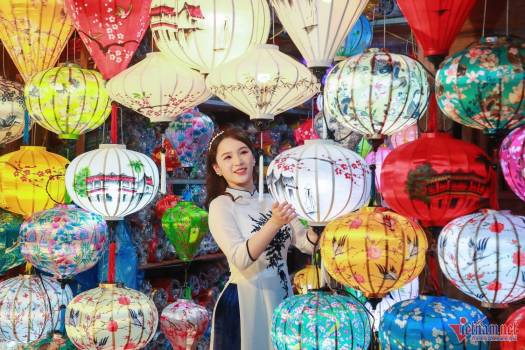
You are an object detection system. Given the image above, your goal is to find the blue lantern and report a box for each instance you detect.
[335,15,373,60]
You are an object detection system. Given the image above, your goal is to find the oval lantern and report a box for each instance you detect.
[162,201,208,262]
[20,204,108,280]
[381,133,495,227]
[160,299,209,350]
[436,36,525,135]
[65,144,159,220]
[389,123,419,148]
[501,305,525,349]
[0,274,73,345]
[313,111,363,151]
[272,291,371,350]
[335,15,373,61]
[0,0,74,82]
[0,209,24,275]
[65,283,158,349]
[107,52,212,122]
[0,146,69,217]
[266,139,371,227]
[320,207,428,298]
[65,0,152,79]
[379,296,489,350]
[0,78,32,145]
[150,0,270,74]
[438,209,525,308]
[501,126,525,202]
[293,265,321,294]
[324,49,430,139]
[25,63,111,140]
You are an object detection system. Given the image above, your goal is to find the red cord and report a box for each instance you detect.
[108,241,116,283]
[111,102,118,144]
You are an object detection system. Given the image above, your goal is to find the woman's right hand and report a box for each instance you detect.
[269,202,297,227]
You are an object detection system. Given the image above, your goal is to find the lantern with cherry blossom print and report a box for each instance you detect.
[438,209,525,308]
[65,283,158,350]
[500,126,525,202]
[160,299,209,350]
[501,305,525,349]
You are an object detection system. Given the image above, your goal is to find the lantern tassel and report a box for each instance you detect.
[108,240,116,284]
[160,137,167,195]
[23,110,30,145]
[110,102,118,144]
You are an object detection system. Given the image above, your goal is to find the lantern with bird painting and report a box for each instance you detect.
[0,209,24,275]
[0,78,31,146]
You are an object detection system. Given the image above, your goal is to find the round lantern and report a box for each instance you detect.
[162,201,208,261]
[0,146,69,217]
[266,139,371,226]
[272,291,371,349]
[25,63,111,140]
[206,44,319,122]
[65,144,159,220]
[313,111,363,150]
[381,133,495,227]
[436,36,525,135]
[389,123,419,148]
[107,52,211,122]
[320,207,428,298]
[160,299,209,350]
[438,209,525,308]
[150,0,270,74]
[20,204,108,280]
[501,305,525,349]
[364,144,391,193]
[155,194,182,221]
[0,209,24,275]
[0,274,73,345]
[500,126,525,202]
[324,49,430,139]
[379,296,488,350]
[335,15,373,60]
[293,265,321,294]
[65,283,158,349]
[0,78,32,145]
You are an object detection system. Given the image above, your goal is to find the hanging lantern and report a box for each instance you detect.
[164,110,214,169]
[150,0,270,74]
[501,126,525,202]
[65,144,159,220]
[0,209,24,275]
[20,204,108,280]
[335,15,373,61]
[25,63,111,140]
[162,201,208,262]
[206,44,319,123]
[293,265,321,294]
[364,144,392,194]
[379,296,489,350]
[320,207,428,298]
[293,119,319,146]
[436,37,525,135]
[501,305,525,349]
[271,0,368,70]
[160,299,209,350]
[0,146,68,217]
[155,194,182,221]
[152,138,181,172]
[0,78,32,145]
[0,275,73,345]
[389,123,419,148]
[438,209,525,308]
[313,111,364,150]
[107,52,211,122]
[65,0,152,79]
[0,0,74,82]
[267,139,371,227]
[272,291,371,349]
[324,49,430,139]
[65,283,158,349]
[381,133,495,227]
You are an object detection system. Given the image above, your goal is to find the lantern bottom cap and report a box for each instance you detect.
[58,134,80,140]
[481,302,508,309]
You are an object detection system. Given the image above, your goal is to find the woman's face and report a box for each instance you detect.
[213,137,255,191]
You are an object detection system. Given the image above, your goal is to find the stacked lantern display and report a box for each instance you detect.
[0,209,24,274]
[500,126,525,202]
[0,78,31,145]
[335,15,373,61]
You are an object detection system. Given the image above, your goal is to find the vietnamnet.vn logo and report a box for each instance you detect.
[449,317,518,342]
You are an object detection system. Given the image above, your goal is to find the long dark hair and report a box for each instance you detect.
[205,127,256,208]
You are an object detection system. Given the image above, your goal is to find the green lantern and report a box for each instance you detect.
[162,201,208,261]
[436,36,525,135]
[24,63,111,140]
[0,208,24,275]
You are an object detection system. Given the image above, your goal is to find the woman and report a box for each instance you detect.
[206,128,318,350]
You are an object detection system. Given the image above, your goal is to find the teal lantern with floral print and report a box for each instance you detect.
[0,208,24,275]
[436,36,525,135]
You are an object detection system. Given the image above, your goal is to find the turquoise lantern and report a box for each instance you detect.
[335,15,373,60]
[0,208,24,274]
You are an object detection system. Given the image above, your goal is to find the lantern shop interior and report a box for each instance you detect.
[0,0,524,349]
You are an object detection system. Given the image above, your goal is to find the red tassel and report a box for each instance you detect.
[111,102,118,144]
[108,241,116,283]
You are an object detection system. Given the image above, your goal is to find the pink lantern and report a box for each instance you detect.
[389,124,419,148]
[294,119,319,145]
[500,126,525,202]
[365,144,392,192]
[160,299,209,350]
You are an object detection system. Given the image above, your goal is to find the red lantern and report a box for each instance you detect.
[65,0,152,79]
[501,305,525,349]
[152,138,180,172]
[155,194,182,221]
[396,0,477,68]
[381,133,495,227]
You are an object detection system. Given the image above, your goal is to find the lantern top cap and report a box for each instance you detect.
[20,146,46,151]
[304,139,336,146]
[99,144,126,150]
[254,44,279,51]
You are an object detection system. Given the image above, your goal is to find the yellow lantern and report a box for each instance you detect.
[0,146,68,217]
[293,265,321,295]
[320,207,428,298]
[0,0,74,82]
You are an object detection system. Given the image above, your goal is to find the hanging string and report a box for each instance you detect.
[110,102,118,144]
[383,2,387,49]
[73,31,77,63]
[107,224,116,283]
[506,0,510,37]
[160,135,167,194]
[101,118,107,144]
[120,104,124,144]
[481,0,487,38]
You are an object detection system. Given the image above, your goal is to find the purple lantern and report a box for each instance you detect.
[501,126,525,202]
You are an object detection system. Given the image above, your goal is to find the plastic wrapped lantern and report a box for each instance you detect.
[379,296,489,350]
[0,146,69,217]
[320,207,428,298]
[0,274,73,345]
[500,126,525,202]
[335,15,373,61]
[438,209,525,308]
[293,265,321,294]
[155,194,182,221]
[19,205,108,280]
[324,49,430,139]
[25,64,111,140]
[501,305,525,349]
[150,0,270,74]
[65,144,159,220]
[0,78,32,145]
[267,139,371,226]
[436,37,525,135]
[160,299,210,350]
[313,111,363,151]
[381,133,495,227]
[0,209,24,274]
[106,52,211,122]
[65,283,158,349]
[272,291,371,349]
[162,201,208,261]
